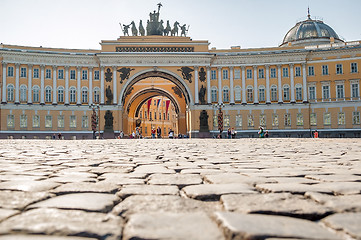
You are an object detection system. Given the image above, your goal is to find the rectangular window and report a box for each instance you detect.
[247,88,253,102]
[272,114,279,127]
[222,69,228,79]
[154,111,157,120]
[259,88,265,101]
[236,115,242,127]
[351,62,358,73]
[211,89,217,102]
[295,67,301,77]
[45,115,52,128]
[271,87,277,101]
[282,67,289,77]
[322,65,329,75]
[338,112,345,125]
[7,115,15,128]
[234,69,241,79]
[296,87,302,100]
[58,115,64,128]
[211,70,217,80]
[283,86,290,101]
[33,68,39,78]
[20,67,27,78]
[309,86,316,100]
[224,115,230,127]
[308,66,314,76]
[284,113,291,127]
[8,66,14,77]
[213,115,218,127]
[351,83,359,98]
[353,112,360,125]
[94,70,100,80]
[259,114,266,127]
[247,115,254,127]
[336,85,344,99]
[322,85,330,100]
[258,69,264,78]
[20,115,27,128]
[336,64,343,74]
[33,115,40,128]
[58,69,64,79]
[82,116,88,128]
[324,112,331,125]
[70,115,77,128]
[296,113,304,126]
[46,69,51,79]
[270,68,276,78]
[246,69,252,79]
[82,70,88,80]
[310,113,317,126]
[70,70,76,80]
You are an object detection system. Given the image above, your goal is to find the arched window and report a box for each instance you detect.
[45,86,52,102]
[58,86,64,103]
[283,84,290,101]
[93,87,100,103]
[259,85,265,102]
[32,85,40,102]
[247,85,253,102]
[70,87,76,103]
[82,87,88,103]
[211,87,217,102]
[271,85,277,102]
[223,86,229,102]
[234,86,241,102]
[295,84,302,100]
[20,85,27,102]
[7,84,14,102]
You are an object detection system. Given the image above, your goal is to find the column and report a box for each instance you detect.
[40,65,45,104]
[206,67,211,104]
[217,67,222,104]
[2,63,7,103]
[290,64,295,103]
[52,66,57,105]
[89,67,93,105]
[100,67,105,104]
[241,66,246,104]
[194,66,199,104]
[77,66,81,105]
[302,63,308,103]
[27,64,33,104]
[277,65,283,103]
[113,66,117,105]
[15,63,20,103]
[230,66,235,104]
[65,66,69,105]
[253,66,258,104]
[265,65,270,104]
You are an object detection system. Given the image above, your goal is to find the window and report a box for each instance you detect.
[82,87,88,103]
[246,69,252,79]
[324,112,331,125]
[234,86,241,101]
[271,85,277,101]
[45,86,52,102]
[45,115,52,128]
[258,69,264,78]
[295,66,301,77]
[70,87,76,103]
[46,69,51,79]
[259,114,266,127]
[308,66,314,76]
[58,87,64,102]
[234,69,240,79]
[20,115,27,128]
[353,112,360,125]
[282,67,289,77]
[222,69,228,80]
[351,83,359,98]
[296,113,303,126]
[322,85,330,100]
[211,87,217,102]
[223,87,229,102]
[94,70,100,80]
[20,85,27,102]
[336,84,344,99]
[149,111,152,120]
[7,115,15,128]
[295,84,302,100]
[33,68,39,78]
[58,69,64,79]
[322,65,329,75]
[94,87,100,103]
[224,115,230,127]
[213,115,218,127]
[247,115,254,127]
[70,70,76,80]
[211,70,217,80]
[70,115,77,128]
[283,85,290,101]
[272,114,279,127]
[33,86,40,102]
[259,86,265,101]
[20,67,27,78]
[154,100,156,106]
[284,113,291,127]
[82,70,88,80]
[336,64,343,74]
[309,86,316,100]
[7,84,15,101]
[33,115,40,128]
[270,68,276,78]
[58,115,64,128]
[154,111,157,120]
[310,113,317,126]
[82,116,88,128]
[236,115,242,127]
[159,112,161,120]
[247,87,253,102]
[163,113,165,120]
[338,112,345,125]
[351,62,358,73]
[8,66,14,77]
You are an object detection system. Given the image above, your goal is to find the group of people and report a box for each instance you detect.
[227,128,237,139]
[258,127,269,138]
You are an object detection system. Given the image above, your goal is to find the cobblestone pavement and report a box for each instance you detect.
[0,138,361,240]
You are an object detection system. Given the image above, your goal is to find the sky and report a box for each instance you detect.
[1,0,361,50]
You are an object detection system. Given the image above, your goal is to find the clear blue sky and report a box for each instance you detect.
[1,0,361,50]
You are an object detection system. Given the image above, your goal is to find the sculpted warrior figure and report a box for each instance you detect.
[199,85,206,105]
[122,24,131,36]
[105,86,113,105]
[139,20,145,36]
[180,24,188,37]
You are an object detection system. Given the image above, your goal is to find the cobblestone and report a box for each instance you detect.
[0,138,360,240]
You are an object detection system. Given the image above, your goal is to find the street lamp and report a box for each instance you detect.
[89,104,100,139]
[214,103,225,138]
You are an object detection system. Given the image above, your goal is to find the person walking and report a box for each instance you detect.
[265,130,269,138]
[314,130,319,138]
[258,127,265,138]
[227,128,231,139]
[157,127,162,138]
[151,128,156,139]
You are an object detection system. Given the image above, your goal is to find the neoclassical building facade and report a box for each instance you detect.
[1,12,361,138]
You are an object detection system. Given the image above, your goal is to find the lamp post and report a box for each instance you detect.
[214,103,225,138]
[89,104,100,139]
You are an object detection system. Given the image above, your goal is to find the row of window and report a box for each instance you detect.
[210,63,358,80]
[139,111,170,121]
[7,67,100,81]
[213,112,361,128]
[7,115,88,129]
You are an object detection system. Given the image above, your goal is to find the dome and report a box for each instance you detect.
[281,15,343,47]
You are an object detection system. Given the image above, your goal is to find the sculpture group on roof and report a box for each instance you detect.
[120,3,189,37]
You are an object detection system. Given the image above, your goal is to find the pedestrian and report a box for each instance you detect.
[58,132,62,140]
[314,130,319,138]
[168,129,174,139]
[265,130,269,138]
[120,131,124,138]
[157,127,162,138]
[227,128,231,139]
[231,128,236,139]
[151,127,156,139]
[258,127,264,138]
[52,133,56,140]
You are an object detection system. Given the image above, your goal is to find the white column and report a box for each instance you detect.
[40,65,45,104]
[277,65,283,103]
[253,66,258,104]
[52,66,57,104]
[65,66,69,105]
[100,67,105,104]
[265,65,270,104]
[217,67,222,104]
[113,66,117,105]
[241,66,246,104]
[27,64,33,104]
[230,66,235,104]
[302,63,308,102]
[290,64,295,103]
[77,66,81,105]
[89,67,93,105]
[206,67,211,104]
[2,62,7,103]
[15,63,20,103]
[194,66,199,104]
